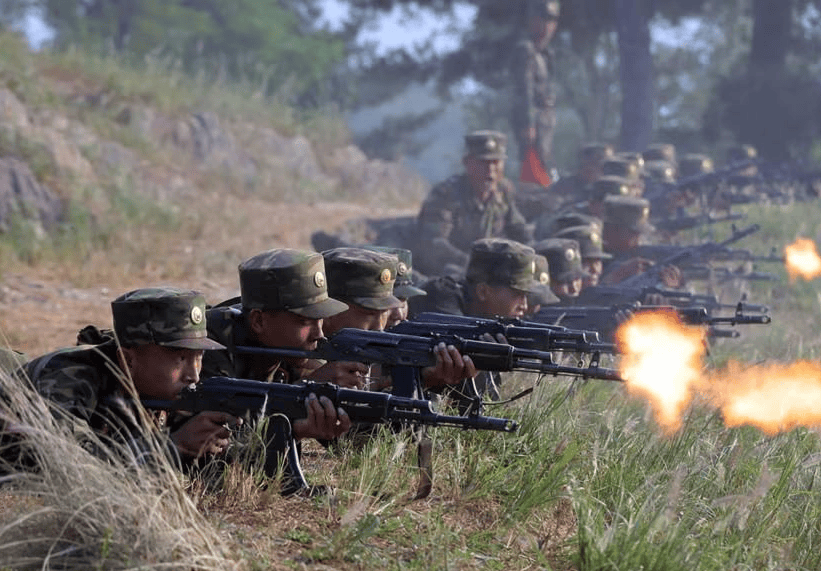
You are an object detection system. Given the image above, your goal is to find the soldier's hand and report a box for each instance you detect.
[171,411,240,459]
[422,342,477,388]
[292,393,351,441]
[659,265,683,288]
[310,361,370,390]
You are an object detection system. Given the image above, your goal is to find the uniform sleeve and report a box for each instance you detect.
[25,354,105,424]
[503,185,534,244]
[415,182,471,271]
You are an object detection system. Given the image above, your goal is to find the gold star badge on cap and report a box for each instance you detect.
[397,262,408,276]
[190,305,203,325]
[379,268,392,284]
[539,272,550,285]
[565,249,575,261]
[314,271,326,288]
[485,138,496,151]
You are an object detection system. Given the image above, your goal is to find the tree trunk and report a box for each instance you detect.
[613,0,654,151]
[750,0,792,72]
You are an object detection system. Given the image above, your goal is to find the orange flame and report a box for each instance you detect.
[615,310,707,433]
[710,361,821,436]
[616,310,821,436]
[784,238,821,281]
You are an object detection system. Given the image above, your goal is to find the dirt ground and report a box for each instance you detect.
[0,195,415,358]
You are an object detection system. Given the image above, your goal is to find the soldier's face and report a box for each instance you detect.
[583,258,603,286]
[553,278,582,300]
[123,345,203,400]
[324,302,389,335]
[603,225,641,253]
[476,284,528,318]
[532,16,558,46]
[464,156,504,198]
[386,299,409,329]
[251,310,324,352]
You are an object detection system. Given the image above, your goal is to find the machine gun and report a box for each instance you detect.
[680,265,780,283]
[143,377,517,495]
[390,311,615,354]
[232,327,624,400]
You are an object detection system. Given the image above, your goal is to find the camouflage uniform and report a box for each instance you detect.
[512,0,561,170]
[17,288,222,468]
[415,131,532,276]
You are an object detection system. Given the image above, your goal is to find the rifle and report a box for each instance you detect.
[652,210,746,233]
[390,311,615,353]
[143,377,517,495]
[530,302,770,341]
[232,327,625,400]
[576,284,770,315]
[615,223,762,290]
[680,265,779,283]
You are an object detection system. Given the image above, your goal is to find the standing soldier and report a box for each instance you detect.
[512,0,561,175]
[415,130,532,276]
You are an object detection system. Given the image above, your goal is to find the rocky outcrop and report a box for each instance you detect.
[0,85,429,233]
[0,157,64,233]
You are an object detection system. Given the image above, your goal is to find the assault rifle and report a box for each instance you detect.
[614,223,762,290]
[390,311,615,353]
[233,327,624,400]
[531,302,771,341]
[143,377,517,495]
[680,265,779,283]
[576,284,770,315]
[652,210,746,233]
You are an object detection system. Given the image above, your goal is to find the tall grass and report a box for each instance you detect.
[0,365,236,569]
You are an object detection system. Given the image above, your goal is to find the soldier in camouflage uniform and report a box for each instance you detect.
[414,131,532,276]
[202,248,371,392]
[412,238,542,409]
[553,224,612,287]
[512,0,561,172]
[321,247,476,391]
[360,246,427,328]
[15,288,237,469]
[534,238,589,304]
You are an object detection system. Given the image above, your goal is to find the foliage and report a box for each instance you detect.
[38,0,346,101]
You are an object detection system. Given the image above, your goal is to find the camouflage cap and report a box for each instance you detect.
[529,254,561,306]
[644,160,677,183]
[579,142,614,164]
[542,212,603,236]
[239,249,348,319]
[465,238,539,293]
[727,144,757,163]
[643,143,677,164]
[323,247,404,310]
[465,130,507,160]
[604,195,654,234]
[534,238,589,283]
[529,0,561,19]
[360,245,426,299]
[111,287,224,350]
[601,158,640,181]
[678,154,714,178]
[590,176,631,201]
[554,225,613,260]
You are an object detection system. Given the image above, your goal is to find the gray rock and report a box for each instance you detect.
[0,157,64,232]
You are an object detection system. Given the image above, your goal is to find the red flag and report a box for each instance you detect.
[519,145,552,187]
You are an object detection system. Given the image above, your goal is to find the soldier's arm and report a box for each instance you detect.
[511,41,537,137]
[416,185,471,269]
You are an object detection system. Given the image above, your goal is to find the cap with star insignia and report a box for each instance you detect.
[111,287,224,350]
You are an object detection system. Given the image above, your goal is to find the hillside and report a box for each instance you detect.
[0,32,426,356]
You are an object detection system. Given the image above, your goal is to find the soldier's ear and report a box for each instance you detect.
[475,282,491,302]
[248,309,266,336]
